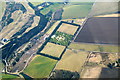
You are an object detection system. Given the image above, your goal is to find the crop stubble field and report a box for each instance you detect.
[40,42,66,58]
[57,23,79,35]
[55,49,89,72]
[69,43,119,53]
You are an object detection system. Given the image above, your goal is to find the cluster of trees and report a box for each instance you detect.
[50,31,73,46]
[49,70,80,80]
[107,59,120,69]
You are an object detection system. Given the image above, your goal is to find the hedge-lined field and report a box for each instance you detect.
[41,42,65,58]
[23,55,57,78]
[55,49,89,72]
[50,31,73,46]
[58,23,79,35]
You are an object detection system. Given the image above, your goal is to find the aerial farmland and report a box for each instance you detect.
[0,0,119,79]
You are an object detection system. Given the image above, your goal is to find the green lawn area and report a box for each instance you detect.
[69,43,119,53]
[41,42,65,58]
[50,31,73,46]
[1,73,19,80]
[23,55,57,78]
[62,5,93,19]
[40,3,64,15]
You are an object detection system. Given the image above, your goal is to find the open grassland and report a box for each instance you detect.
[69,43,119,53]
[69,2,94,5]
[55,49,89,72]
[58,23,79,35]
[1,73,19,80]
[41,42,65,58]
[81,66,102,78]
[23,55,57,78]
[30,2,42,6]
[62,5,93,19]
[28,0,44,6]
[41,3,64,15]
[108,53,119,62]
[22,16,40,34]
[89,2,119,17]
[0,2,6,20]
[81,52,119,78]
[21,1,34,14]
[0,12,31,40]
[50,31,73,46]
[46,21,60,35]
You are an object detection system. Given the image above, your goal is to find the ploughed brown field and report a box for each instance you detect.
[74,17,119,45]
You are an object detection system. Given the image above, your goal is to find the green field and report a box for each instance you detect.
[50,31,73,46]
[41,3,64,15]
[30,2,42,6]
[62,5,93,19]
[23,55,57,78]
[1,73,19,80]
[69,43,119,53]
[28,0,43,6]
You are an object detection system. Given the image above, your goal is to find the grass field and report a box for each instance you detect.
[28,0,44,6]
[69,43,119,53]
[55,49,89,72]
[58,23,79,35]
[50,31,73,46]
[0,2,6,20]
[89,2,119,17]
[62,5,93,19]
[41,3,64,15]
[41,42,65,58]
[23,55,57,78]
[81,66,102,78]
[1,73,19,80]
